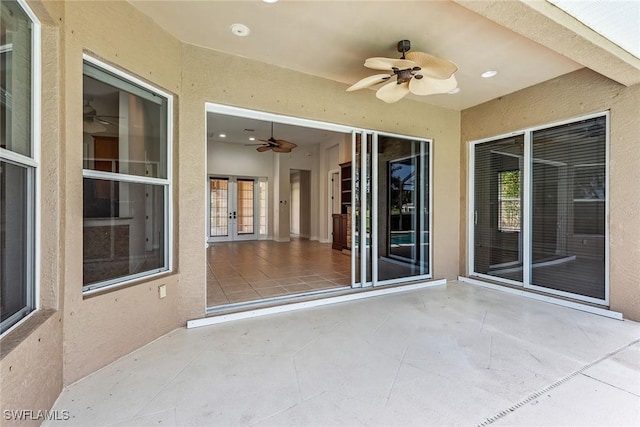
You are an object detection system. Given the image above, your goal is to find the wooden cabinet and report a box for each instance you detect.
[332,214,348,250]
[339,161,352,214]
[332,162,352,250]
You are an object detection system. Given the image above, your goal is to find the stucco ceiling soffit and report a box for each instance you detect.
[454,0,640,87]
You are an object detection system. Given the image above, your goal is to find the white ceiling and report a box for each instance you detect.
[207,112,346,147]
[549,0,640,60]
[129,0,584,111]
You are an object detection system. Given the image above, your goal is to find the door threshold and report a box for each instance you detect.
[458,276,622,320]
[189,279,447,329]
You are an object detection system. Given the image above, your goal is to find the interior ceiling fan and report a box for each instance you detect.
[347,40,458,103]
[247,122,298,153]
[83,98,119,134]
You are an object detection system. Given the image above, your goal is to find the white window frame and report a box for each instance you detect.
[0,0,41,336]
[468,111,610,306]
[81,54,173,294]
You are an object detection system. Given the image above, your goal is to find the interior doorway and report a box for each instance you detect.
[290,170,311,238]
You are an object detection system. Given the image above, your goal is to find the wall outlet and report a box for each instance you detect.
[158,284,167,299]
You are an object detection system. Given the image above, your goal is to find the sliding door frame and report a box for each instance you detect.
[353,130,433,288]
[468,111,610,306]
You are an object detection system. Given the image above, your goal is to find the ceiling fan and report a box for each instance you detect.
[247,122,297,153]
[83,99,119,134]
[347,40,458,103]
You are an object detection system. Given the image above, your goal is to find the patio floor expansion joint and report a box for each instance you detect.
[476,337,640,426]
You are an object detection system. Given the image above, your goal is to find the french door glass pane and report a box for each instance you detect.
[474,135,524,282]
[236,179,254,235]
[210,178,229,237]
[1,161,31,329]
[531,116,606,299]
[377,137,429,281]
[354,134,362,283]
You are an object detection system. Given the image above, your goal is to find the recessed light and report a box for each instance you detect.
[219,134,226,138]
[481,70,498,78]
[262,0,279,3]
[448,87,461,94]
[230,23,250,37]
[249,137,256,141]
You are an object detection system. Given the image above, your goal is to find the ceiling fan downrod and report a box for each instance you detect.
[394,40,422,84]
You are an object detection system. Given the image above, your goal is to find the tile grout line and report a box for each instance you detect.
[476,337,640,427]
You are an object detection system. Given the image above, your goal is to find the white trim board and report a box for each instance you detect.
[187,279,447,329]
[457,276,622,320]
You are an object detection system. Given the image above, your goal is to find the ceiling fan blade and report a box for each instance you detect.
[409,74,458,96]
[257,146,272,152]
[376,81,410,103]
[273,146,292,153]
[364,57,418,71]
[274,139,297,149]
[346,74,392,91]
[405,51,458,79]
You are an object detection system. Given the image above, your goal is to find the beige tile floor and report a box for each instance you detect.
[207,238,351,307]
[46,281,640,426]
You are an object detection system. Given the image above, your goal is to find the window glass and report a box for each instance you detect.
[82,59,171,292]
[0,0,36,335]
[83,65,168,179]
[0,0,32,157]
[531,116,606,299]
[1,161,31,331]
[83,180,166,287]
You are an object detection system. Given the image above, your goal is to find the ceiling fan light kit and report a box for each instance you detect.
[347,40,459,103]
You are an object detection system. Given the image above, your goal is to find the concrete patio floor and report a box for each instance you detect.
[46,281,640,426]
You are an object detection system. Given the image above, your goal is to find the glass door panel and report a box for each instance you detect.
[236,179,255,235]
[530,116,606,300]
[377,137,430,282]
[473,135,524,283]
[210,178,229,238]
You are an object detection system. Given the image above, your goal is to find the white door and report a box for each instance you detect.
[209,177,258,242]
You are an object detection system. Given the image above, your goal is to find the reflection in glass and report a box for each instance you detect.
[83,179,166,287]
[1,161,33,330]
[531,116,606,299]
[82,68,168,179]
[473,135,524,282]
[377,137,429,282]
[0,0,32,157]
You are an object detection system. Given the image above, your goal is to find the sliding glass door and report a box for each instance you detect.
[469,113,608,304]
[352,131,432,287]
[473,135,524,284]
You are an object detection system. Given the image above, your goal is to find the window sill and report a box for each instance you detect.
[82,270,176,300]
[0,309,57,360]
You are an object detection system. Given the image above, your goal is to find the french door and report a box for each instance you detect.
[469,113,608,304]
[209,176,260,242]
[352,131,432,287]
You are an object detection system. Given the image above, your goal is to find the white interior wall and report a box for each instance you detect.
[207,127,347,243]
[207,140,275,238]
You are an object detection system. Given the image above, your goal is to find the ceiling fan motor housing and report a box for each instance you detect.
[397,39,411,55]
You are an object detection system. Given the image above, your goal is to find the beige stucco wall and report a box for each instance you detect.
[2,0,461,417]
[180,43,461,312]
[460,68,640,321]
[0,1,64,424]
